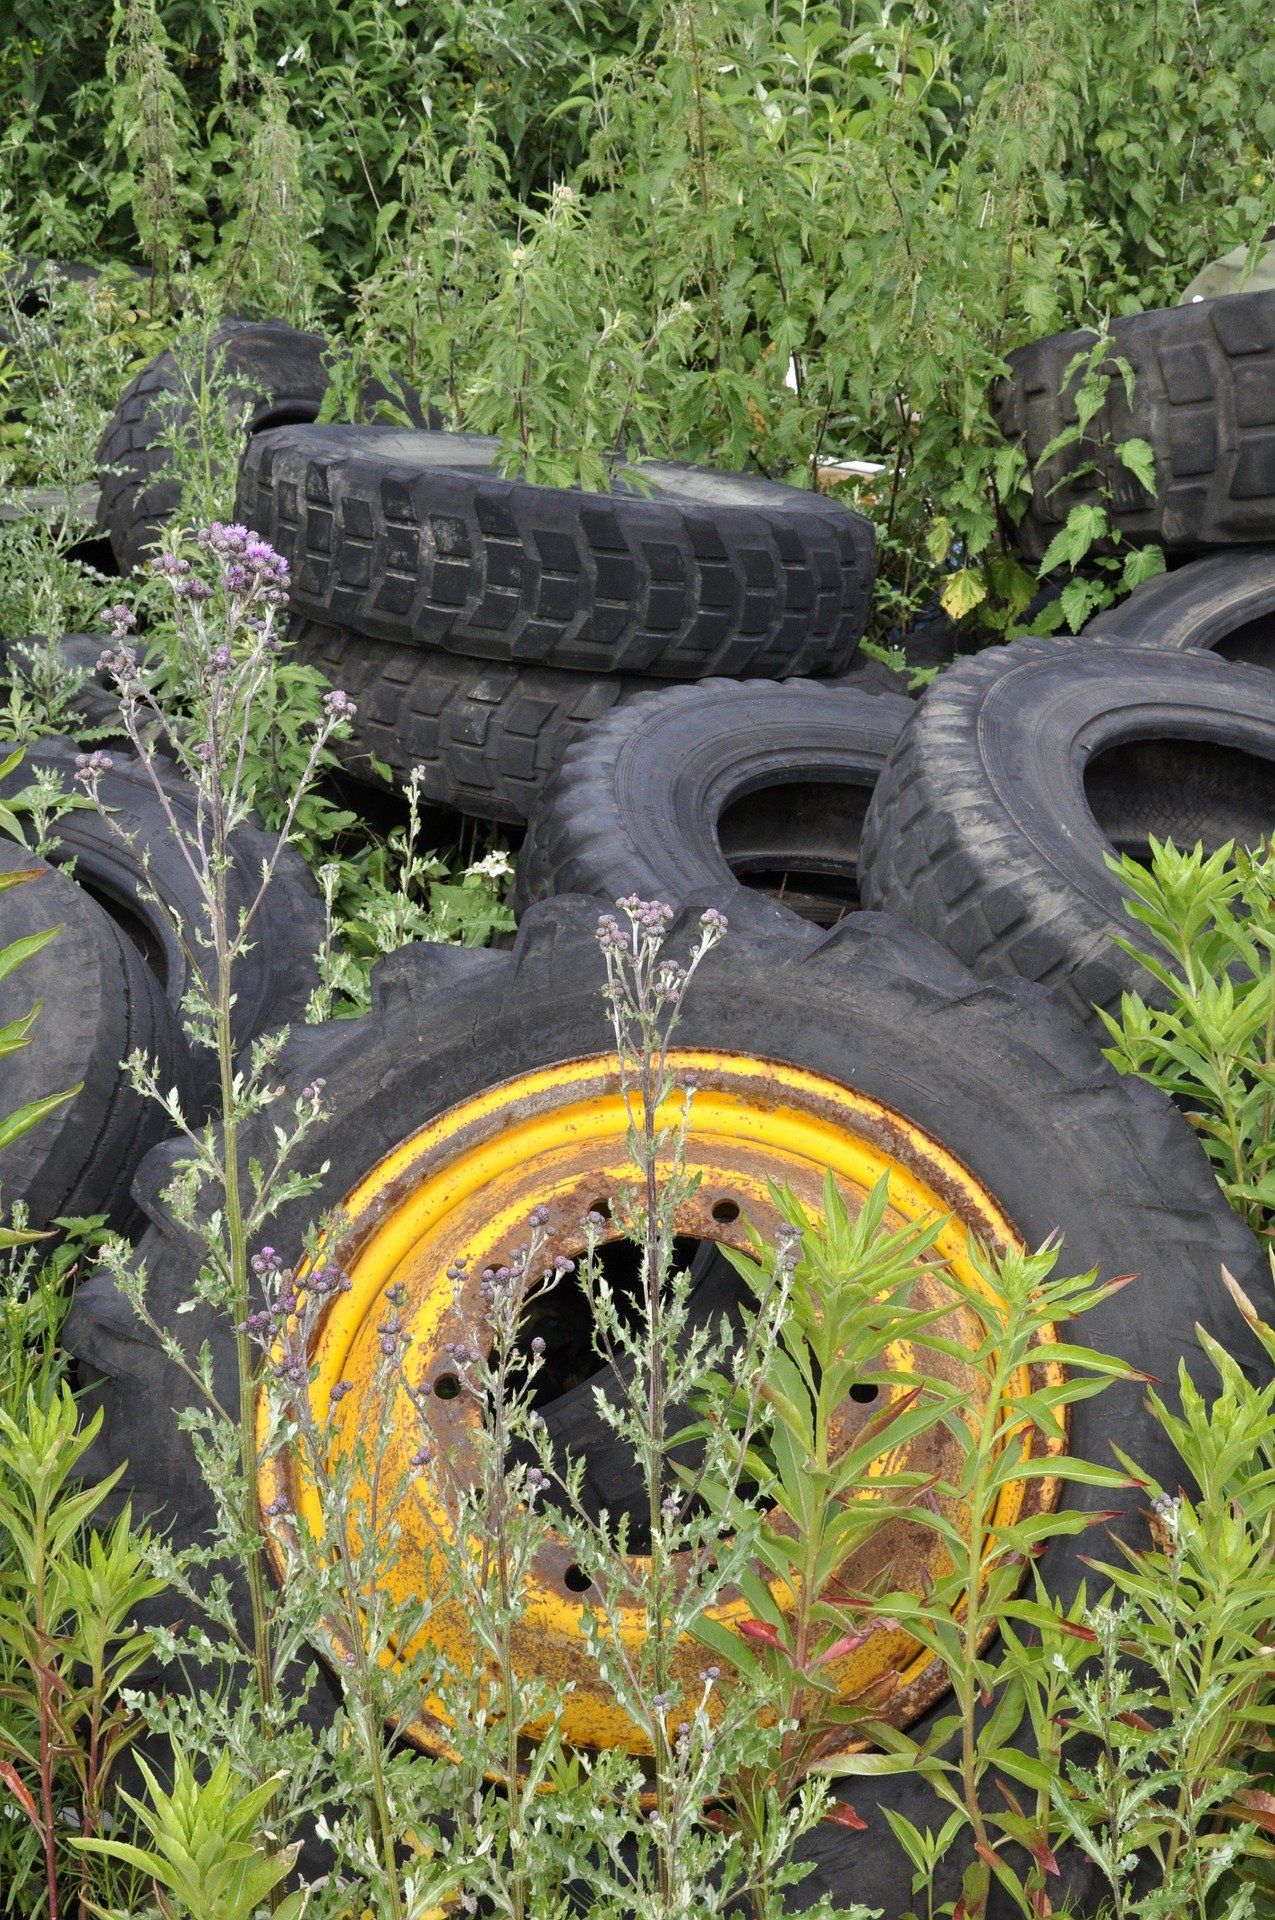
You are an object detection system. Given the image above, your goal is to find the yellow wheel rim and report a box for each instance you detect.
[257,1049,1063,1758]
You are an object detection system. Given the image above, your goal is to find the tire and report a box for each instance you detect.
[236,426,877,679]
[0,838,193,1231]
[859,638,1275,1033]
[292,626,905,826]
[1084,549,1275,669]
[513,677,913,931]
[63,896,1265,1915]
[993,291,1275,559]
[94,322,433,575]
[289,619,656,823]
[0,740,325,1096]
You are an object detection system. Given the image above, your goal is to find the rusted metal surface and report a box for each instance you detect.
[257,1050,1063,1764]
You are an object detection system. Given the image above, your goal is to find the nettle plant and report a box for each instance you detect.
[1022,326,1168,636]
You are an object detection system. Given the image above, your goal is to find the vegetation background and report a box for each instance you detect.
[4,0,1274,644]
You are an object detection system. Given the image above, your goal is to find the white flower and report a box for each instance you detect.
[468,850,514,881]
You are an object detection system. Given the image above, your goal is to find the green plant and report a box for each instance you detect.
[1017,324,1167,635]
[308,774,514,1019]
[695,1172,956,1915]
[77,1749,303,1920]
[0,1388,160,1920]
[79,531,351,1882]
[819,1237,1140,1919]
[0,814,82,1247]
[1100,837,1275,1233]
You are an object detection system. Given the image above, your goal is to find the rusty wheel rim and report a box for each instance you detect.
[257,1049,1063,1758]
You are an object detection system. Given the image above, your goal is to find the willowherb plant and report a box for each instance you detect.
[1101,836,1275,1233]
[819,1237,1143,1919]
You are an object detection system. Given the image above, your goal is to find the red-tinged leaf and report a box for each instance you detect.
[738,1619,783,1650]
[1031,1839,1060,1876]
[815,1631,867,1669]
[1054,1619,1099,1642]
[975,1842,1001,1870]
[1031,1888,1054,1917]
[823,1802,869,1831]
[1118,1710,1156,1734]
[0,1761,39,1827]
[996,1779,1026,1818]
[1225,1789,1275,1834]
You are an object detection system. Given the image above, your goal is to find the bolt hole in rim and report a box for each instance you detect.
[257,1051,1063,1763]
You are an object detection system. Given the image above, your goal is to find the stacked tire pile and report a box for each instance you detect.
[7,284,1275,1917]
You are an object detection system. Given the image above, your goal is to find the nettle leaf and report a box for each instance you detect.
[1038,503,1109,575]
[939,567,987,622]
[1121,543,1167,591]
[926,515,952,565]
[1116,436,1157,493]
[1058,575,1101,633]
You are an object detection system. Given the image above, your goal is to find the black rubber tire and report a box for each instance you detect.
[288,618,657,822]
[513,677,913,931]
[0,739,324,1093]
[94,323,432,575]
[993,291,1275,559]
[0,838,193,1231]
[63,896,1265,1914]
[290,624,904,824]
[236,426,877,679]
[1084,549,1275,669]
[859,638,1275,1034]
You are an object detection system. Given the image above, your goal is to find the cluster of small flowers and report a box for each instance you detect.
[149,551,214,603]
[478,1247,530,1306]
[324,688,357,724]
[238,1245,351,1367]
[378,1313,409,1359]
[197,521,291,606]
[73,749,115,788]
[655,959,688,1007]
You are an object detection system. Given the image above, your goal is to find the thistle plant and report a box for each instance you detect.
[511,899,873,1920]
[78,523,354,1861]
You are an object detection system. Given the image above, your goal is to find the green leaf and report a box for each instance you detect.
[939,566,987,621]
[1116,436,1157,494]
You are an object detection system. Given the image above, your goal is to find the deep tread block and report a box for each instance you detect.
[994,291,1275,557]
[290,619,656,824]
[238,427,877,679]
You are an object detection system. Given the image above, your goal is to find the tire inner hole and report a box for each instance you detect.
[1083,736,1275,868]
[1217,611,1275,674]
[716,779,870,927]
